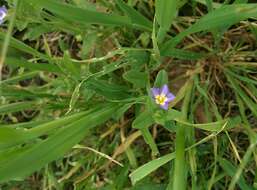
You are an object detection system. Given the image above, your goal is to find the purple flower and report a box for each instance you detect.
[0,6,7,24]
[151,84,175,110]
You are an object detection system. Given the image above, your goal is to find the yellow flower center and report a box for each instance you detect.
[155,94,167,105]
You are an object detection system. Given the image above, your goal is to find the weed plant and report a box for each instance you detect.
[0,0,257,189]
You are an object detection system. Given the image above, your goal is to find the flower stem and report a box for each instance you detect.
[172,80,193,190]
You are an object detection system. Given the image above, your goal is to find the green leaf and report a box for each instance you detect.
[132,110,155,129]
[25,0,149,30]
[153,109,182,126]
[226,73,257,118]
[160,48,206,60]
[0,127,28,147]
[23,24,54,41]
[140,128,159,156]
[225,69,257,85]
[5,57,61,73]
[219,158,252,190]
[132,110,158,155]
[114,103,134,120]
[156,0,178,31]
[155,0,179,42]
[0,112,87,149]
[162,4,257,51]
[115,0,152,31]
[154,69,168,87]
[174,116,241,132]
[15,0,42,30]
[130,125,230,185]
[0,103,119,182]
[123,70,148,88]
[1,85,56,99]
[126,51,150,69]
[0,71,39,85]
[85,79,131,100]
[0,32,49,60]
[0,101,39,115]
[60,52,81,79]
[129,152,175,185]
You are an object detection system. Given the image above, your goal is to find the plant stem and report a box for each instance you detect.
[0,0,18,81]
[172,80,193,190]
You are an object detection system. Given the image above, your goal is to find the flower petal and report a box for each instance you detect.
[0,6,7,24]
[0,6,7,14]
[160,84,169,95]
[160,102,169,110]
[167,92,175,102]
[151,87,160,97]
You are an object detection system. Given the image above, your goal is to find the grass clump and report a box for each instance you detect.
[0,0,257,189]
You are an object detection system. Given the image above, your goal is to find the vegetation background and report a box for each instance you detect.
[0,0,257,189]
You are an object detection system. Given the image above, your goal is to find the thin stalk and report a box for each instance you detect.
[171,80,193,190]
[188,83,197,190]
[0,0,18,81]
[228,140,257,190]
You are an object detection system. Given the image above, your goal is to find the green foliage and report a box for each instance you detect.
[154,69,168,87]
[0,104,119,182]
[123,70,148,88]
[1,0,257,189]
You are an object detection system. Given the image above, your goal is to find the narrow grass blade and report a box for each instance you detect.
[226,72,257,118]
[174,116,241,132]
[26,0,149,30]
[0,32,49,60]
[129,152,175,185]
[225,69,257,85]
[0,101,39,114]
[160,48,206,60]
[155,0,179,42]
[0,111,87,149]
[115,0,152,31]
[219,158,252,190]
[0,71,39,85]
[228,140,257,190]
[0,103,119,182]
[1,85,56,99]
[161,4,257,51]
[133,110,159,155]
[130,128,222,185]
[5,57,61,73]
